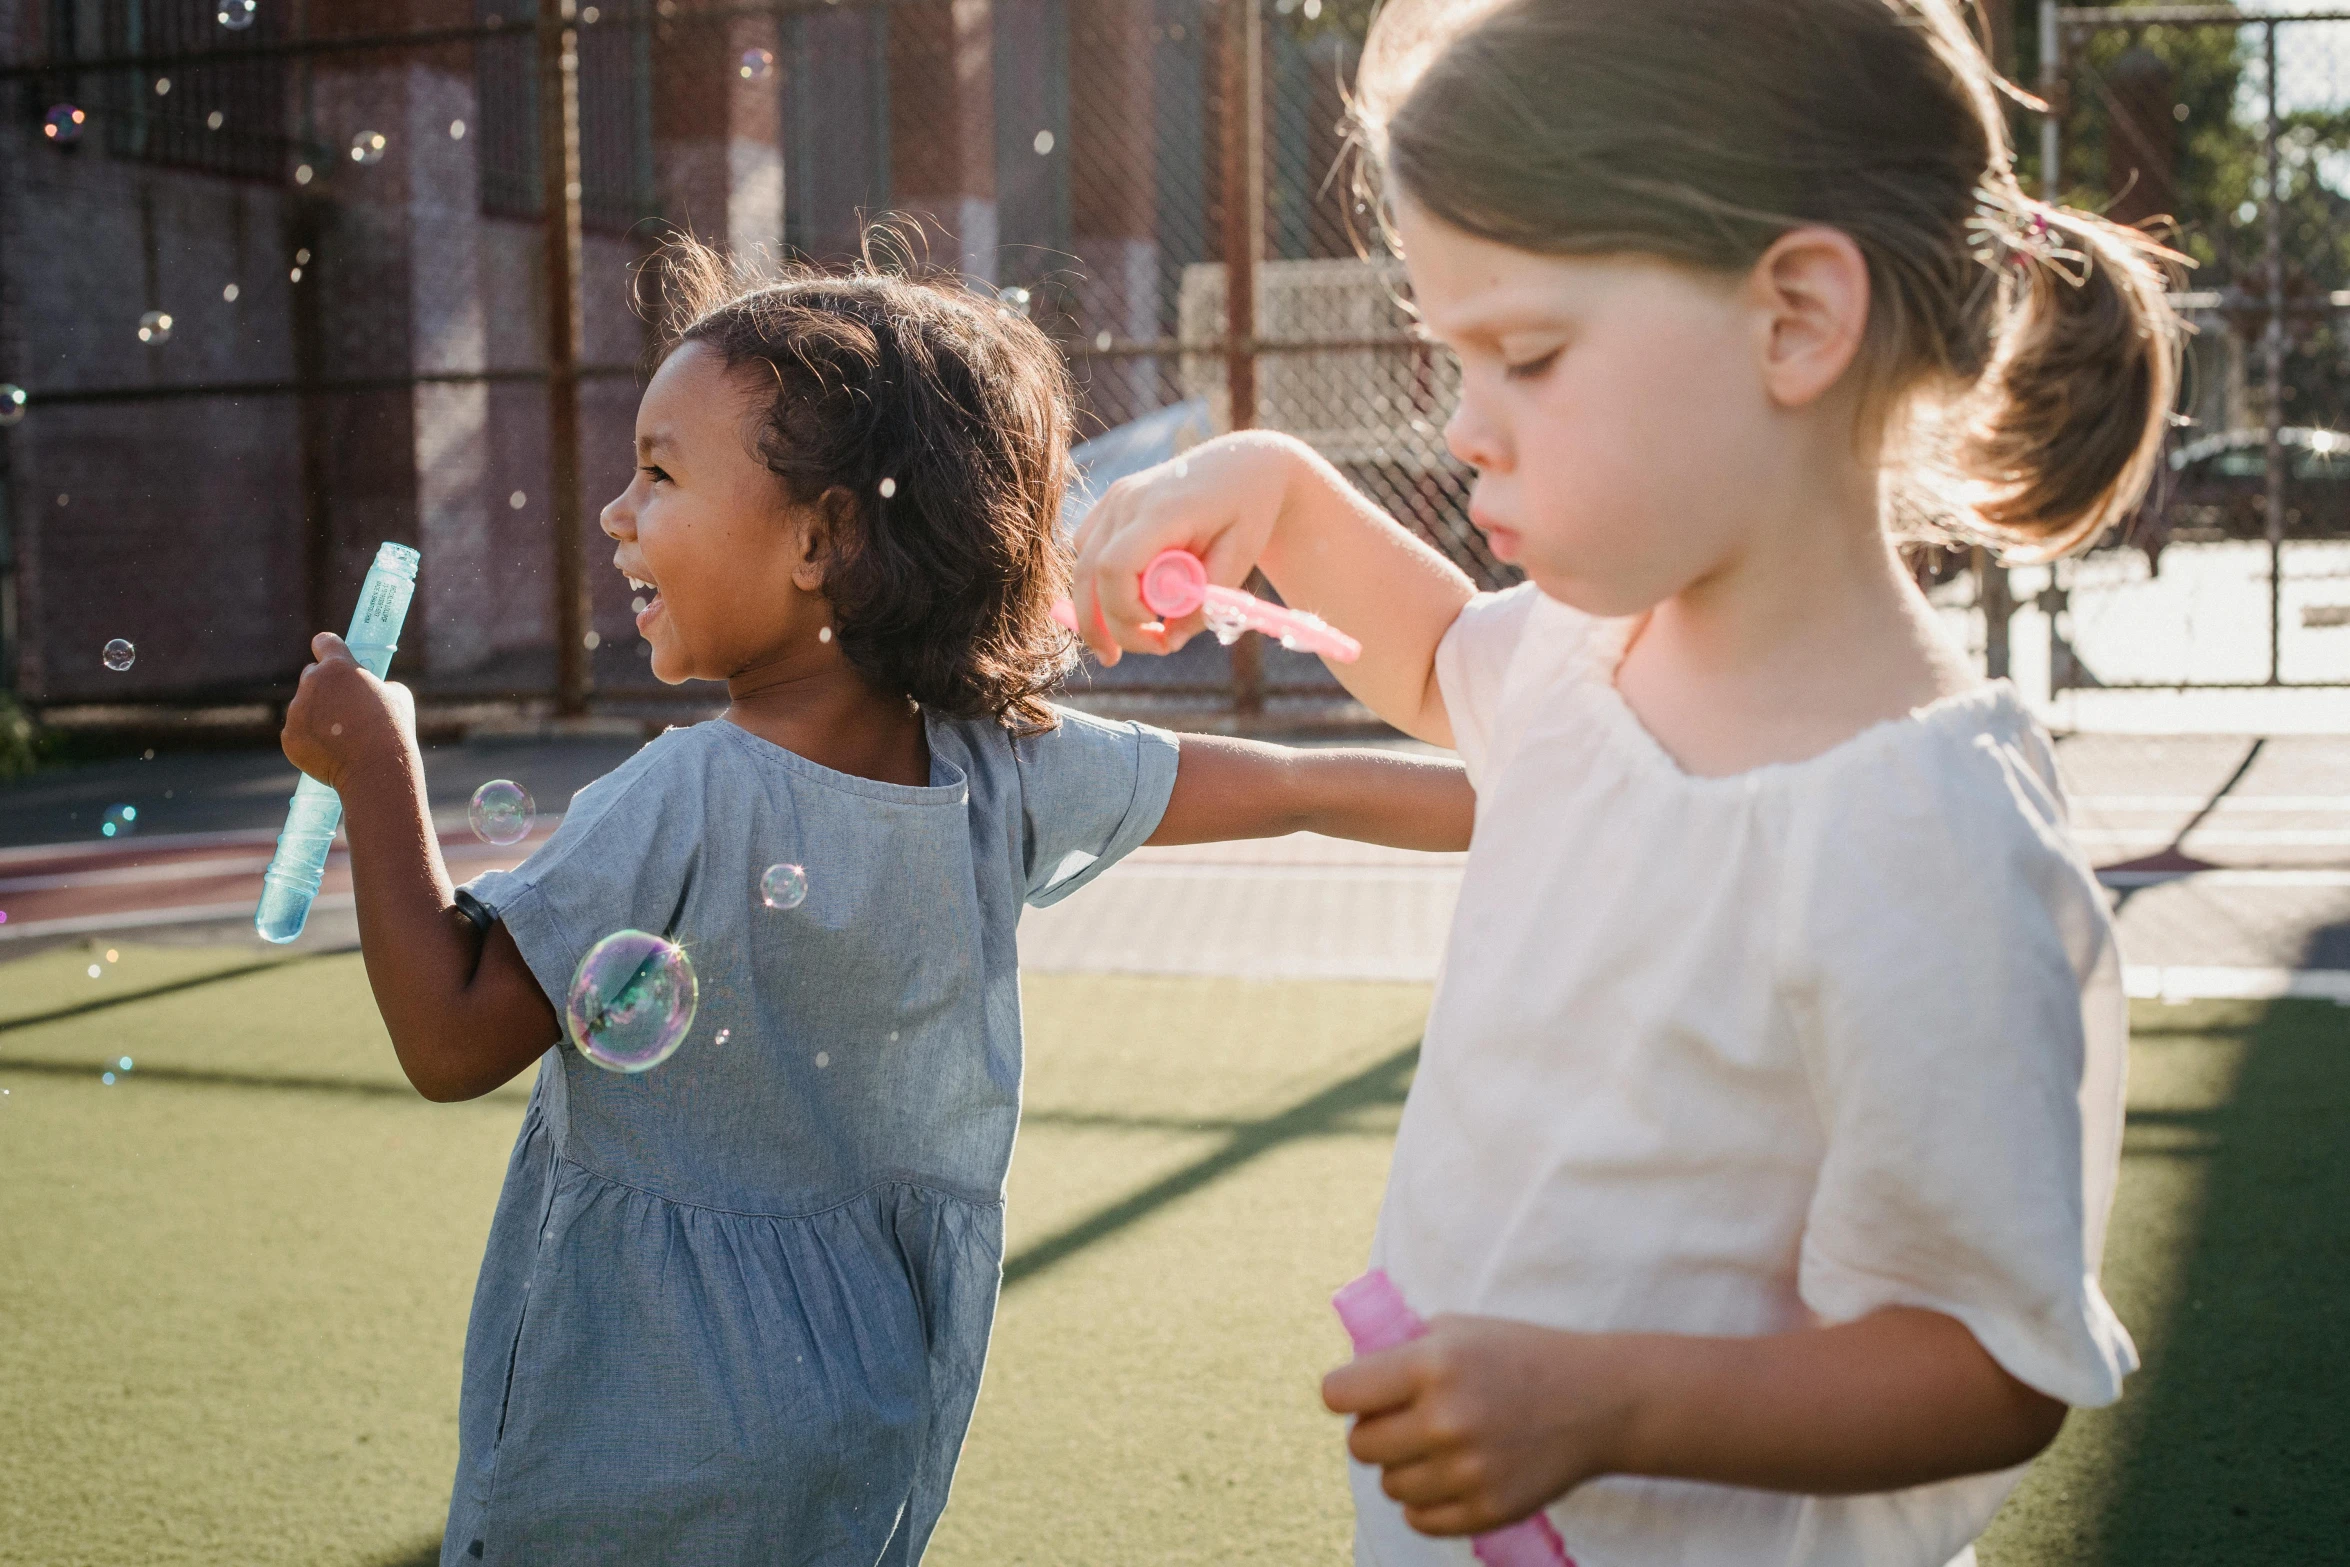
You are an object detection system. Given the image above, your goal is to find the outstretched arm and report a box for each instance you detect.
[1148,734,1473,851]
[280,634,559,1102]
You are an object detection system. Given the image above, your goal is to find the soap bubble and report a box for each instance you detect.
[137,311,172,344]
[0,385,24,426]
[102,1071,116,1086]
[99,804,139,839]
[1000,286,1031,317]
[216,0,256,27]
[469,779,534,845]
[712,1028,730,1047]
[759,863,808,911]
[349,130,388,165]
[739,48,774,79]
[117,1056,134,1071]
[566,930,698,1073]
[878,476,896,499]
[1032,129,1054,155]
[45,104,86,143]
[207,110,224,130]
[103,638,135,672]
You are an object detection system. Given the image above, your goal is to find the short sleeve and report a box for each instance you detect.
[1432,585,1543,783]
[1013,706,1181,906]
[462,732,708,1014]
[1781,724,2138,1409]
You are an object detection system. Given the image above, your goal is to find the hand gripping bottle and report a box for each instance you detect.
[1332,1270,1575,1567]
[1053,547,1362,662]
[254,541,422,944]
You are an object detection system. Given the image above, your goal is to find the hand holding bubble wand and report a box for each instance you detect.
[1053,548,1362,663]
[255,541,421,944]
[1332,1270,1576,1567]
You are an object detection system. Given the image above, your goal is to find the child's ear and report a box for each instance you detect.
[1748,226,1871,410]
[789,487,861,593]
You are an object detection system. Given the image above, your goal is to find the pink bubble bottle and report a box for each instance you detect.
[1053,548,1362,663]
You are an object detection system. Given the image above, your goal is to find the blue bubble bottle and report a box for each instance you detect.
[254,541,421,944]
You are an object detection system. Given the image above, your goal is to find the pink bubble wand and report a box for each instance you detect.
[1332,1270,1576,1567]
[1053,548,1362,663]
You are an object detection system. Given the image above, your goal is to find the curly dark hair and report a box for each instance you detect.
[653,234,1077,732]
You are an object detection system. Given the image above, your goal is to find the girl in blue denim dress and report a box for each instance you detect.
[278,238,1470,1566]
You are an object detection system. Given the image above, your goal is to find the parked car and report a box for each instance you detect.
[2162,425,2350,541]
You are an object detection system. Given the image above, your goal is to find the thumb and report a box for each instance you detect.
[311,631,355,665]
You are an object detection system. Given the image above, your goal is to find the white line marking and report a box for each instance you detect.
[2075,827,2350,848]
[2124,966,2350,1003]
[2072,796,2350,813]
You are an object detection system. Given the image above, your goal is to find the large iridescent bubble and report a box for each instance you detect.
[566,930,697,1073]
[469,779,535,845]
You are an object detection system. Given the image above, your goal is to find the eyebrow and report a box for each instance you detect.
[636,428,675,458]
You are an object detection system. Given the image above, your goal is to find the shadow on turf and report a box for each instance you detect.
[1002,1037,1418,1290]
[368,1541,444,1567]
[2093,998,2350,1562]
[0,949,347,1036]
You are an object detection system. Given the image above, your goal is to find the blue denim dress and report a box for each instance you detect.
[448,709,1178,1565]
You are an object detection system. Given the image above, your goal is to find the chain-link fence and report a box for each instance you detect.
[0,0,1496,726]
[2034,3,2350,692]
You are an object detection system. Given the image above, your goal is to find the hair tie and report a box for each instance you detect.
[1967,186,2078,278]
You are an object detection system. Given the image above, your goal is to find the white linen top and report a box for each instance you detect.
[1350,586,2136,1567]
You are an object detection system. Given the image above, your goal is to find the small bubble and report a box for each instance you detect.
[469,779,535,846]
[888,1030,899,1042]
[330,723,342,736]
[1171,458,1189,479]
[817,626,832,643]
[739,48,774,79]
[289,266,303,282]
[759,863,808,911]
[222,282,239,301]
[57,494,68,505]
[44,104,86,143]
[143,749,154,760]
[216,0,256,28]
[581,4,599,20]
[89,965,102,979]
[102,1071,116,1085]
[712,1028,730,1047]
[350,130,388,165]
[1095,330,1113,351]
[878,476,897,498]
[137,311,173,345]
[105,950,118,964]
[814,1051,830,1068]
[509,490,526,509]
[295,163,314,185]
[1303,0,1320,16]
[630,595,647,614]
[206,109,225,130]
[450,119,467,140]
[103,638,136,672]
[99,804,139,839]
[295,248,311,265]
[566,930,698,1072]
[117,1056,133,1071]
[583,630,601,650]
[0,385,25,426]
[154,77,171,96]
[1001,286,1031,317]
[1032,129,1055,155]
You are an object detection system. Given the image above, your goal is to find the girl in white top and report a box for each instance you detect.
[1068,1,2180,1563]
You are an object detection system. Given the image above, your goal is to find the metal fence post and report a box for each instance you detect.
[540,0,592,715]
[1221,0,1264,717]
[2262,17,2286,686]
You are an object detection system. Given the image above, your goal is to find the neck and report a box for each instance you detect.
[724,652,929,787]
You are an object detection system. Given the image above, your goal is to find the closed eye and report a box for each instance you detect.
[640,464,671,484]
[1504,348,1561,382]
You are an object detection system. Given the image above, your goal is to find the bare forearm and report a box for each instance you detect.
[1249,435,1475,744]
[1606,1309,2066,1494]
[337,758,492,1096]
[1149,737,1473,849]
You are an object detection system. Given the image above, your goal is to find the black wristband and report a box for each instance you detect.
[451,888,496,936]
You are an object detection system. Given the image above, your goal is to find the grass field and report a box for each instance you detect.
[1,940,2343,1565]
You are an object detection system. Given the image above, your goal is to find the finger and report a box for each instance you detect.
[1323,1346,1421,1417]
[1399,1498,1494,1540]
[311,631,356,665]
[1345,1404,1439,1469]
[1378,1453,1474,1510]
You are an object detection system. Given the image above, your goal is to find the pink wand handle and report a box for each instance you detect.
[1050,549,1362,663]
[1332,1271,1575,1567]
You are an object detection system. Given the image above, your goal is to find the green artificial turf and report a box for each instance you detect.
[1,943,2343,1565]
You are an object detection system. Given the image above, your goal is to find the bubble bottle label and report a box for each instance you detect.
[254,542,421,944]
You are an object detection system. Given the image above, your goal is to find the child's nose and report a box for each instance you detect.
[1446,396,1508,474]
[599,487,634,541]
